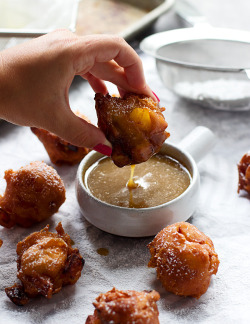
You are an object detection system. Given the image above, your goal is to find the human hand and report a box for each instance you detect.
[0,29,156,152]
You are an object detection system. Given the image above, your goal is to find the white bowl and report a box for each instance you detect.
[76,126,215,237]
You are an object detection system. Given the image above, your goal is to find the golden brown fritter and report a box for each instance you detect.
[86,287,160,324]
[0,239,2,247]
[238,152,250,194]
[31,113,91,165]
[95,93,169,167]
[148,222,219,299]
[5,222,84,306]
[0,161,66,228]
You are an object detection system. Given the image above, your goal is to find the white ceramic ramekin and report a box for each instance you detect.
[76,126,215,237]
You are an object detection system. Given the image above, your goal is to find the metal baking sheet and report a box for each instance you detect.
[75,0,175,40]
[0,0,174,40]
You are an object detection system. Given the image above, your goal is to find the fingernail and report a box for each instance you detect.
[93,140,112,156]
[152,91,160,102]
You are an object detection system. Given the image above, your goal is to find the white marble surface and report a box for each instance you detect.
[1,1,250,323]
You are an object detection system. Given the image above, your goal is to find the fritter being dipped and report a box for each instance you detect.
[148,222,219,299]
[31,113,90,165]
[0,161,66,228]
[238,152,250,194]
[86,287,160,324]
[95,93,169,167]
[5,222,84,306]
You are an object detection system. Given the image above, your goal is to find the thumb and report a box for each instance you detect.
[51,110,112,155]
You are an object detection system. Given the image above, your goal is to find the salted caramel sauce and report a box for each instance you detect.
[85,155,191,208]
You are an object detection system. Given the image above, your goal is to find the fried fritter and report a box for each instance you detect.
[95,93,169,167]
[238,152,250,194]
[86,287,160,324]
[5,222,84,306]
[0,239,2,247]
[0,161,66,228]
[31,113,90,165]
[148,222,219,299]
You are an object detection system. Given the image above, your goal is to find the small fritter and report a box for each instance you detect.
[5,222,84,306]
[148,222,219,299]
[0,161,66,228]
[238,152,250,194]
[95,93,169,167]
[0,239,2,247]
[31,113,90,165]
[86,287,160,324]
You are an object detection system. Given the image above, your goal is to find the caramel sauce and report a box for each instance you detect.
[85,155,191,208]
[97,248,109,256]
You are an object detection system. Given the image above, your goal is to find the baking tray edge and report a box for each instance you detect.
[120,0,175,40]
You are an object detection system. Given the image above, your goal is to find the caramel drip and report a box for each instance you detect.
[127,165,139,208]
[127,165,138,189]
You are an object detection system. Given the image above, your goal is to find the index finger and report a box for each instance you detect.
[74,34,155,98]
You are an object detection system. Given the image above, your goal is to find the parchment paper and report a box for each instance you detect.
[1,1,250,322]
